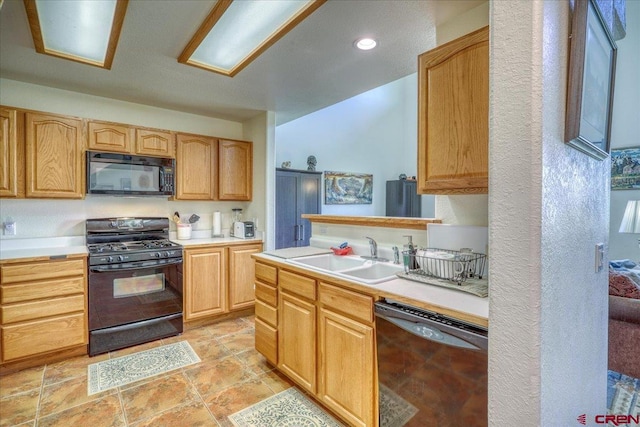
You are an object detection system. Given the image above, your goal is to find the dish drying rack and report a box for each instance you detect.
[402,248,487,285]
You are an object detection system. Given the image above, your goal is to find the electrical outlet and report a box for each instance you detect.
[595,243,604,273]
[4,220,16,236]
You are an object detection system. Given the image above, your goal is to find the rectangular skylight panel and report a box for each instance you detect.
[190,0,314,73]
[36,0,117,63]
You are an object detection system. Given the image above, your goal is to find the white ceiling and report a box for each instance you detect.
[0,0,484,125]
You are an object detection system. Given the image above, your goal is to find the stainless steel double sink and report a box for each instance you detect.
[287,253,403,284]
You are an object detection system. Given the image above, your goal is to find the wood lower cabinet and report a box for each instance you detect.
[184,246,227,320]
[218,139,252,201]
[184,242,263,323]
[417,26,489,195]
[279,282,317,393]
[228,243,262,310]
[25,112,84,198]
[318,283,375,427]
[175,133,217,200]
[0,107,24,198]
[254,262,379,426]
[0,257,88,365]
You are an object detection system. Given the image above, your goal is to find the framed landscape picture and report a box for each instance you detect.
[611,147,640,190]
[324,171,373,204]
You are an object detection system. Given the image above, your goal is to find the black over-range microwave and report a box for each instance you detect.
[86,151,175,196]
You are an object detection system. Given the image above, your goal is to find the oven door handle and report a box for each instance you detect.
[90,258,182,273]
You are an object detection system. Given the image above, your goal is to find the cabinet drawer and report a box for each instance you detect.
[1,277,85,304]
[2,294,85,324]
[280,270,316,301]
[255,281,277,307]
[1,259,85,284]
[319,282,373,323]
[255,299,277,327]
[1,313,86,362]
[255,262,277,285]
[255,317,277,365]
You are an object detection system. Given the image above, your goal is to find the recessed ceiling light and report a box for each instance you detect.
[179,0,327,77]
[355,38,377,50]
[23,0,129,69]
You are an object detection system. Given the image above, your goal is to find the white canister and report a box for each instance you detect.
[177,223,192,240]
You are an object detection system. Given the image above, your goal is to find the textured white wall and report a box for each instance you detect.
[490,1,608,425]
[608,0,640,260]
[0,79,267,241]
[275,74,435,217]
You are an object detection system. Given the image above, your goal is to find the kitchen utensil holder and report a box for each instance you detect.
[402,248,486,284]
[177,223,192,240]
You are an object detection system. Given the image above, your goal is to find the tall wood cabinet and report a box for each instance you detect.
[417,26,489,195]
[25,112,84,199]
[275,169,322,249]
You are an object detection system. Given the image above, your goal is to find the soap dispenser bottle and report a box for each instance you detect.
[403,235,417,270]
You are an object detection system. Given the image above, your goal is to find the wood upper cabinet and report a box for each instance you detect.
[135,128,174,157]
[0,257,87,364]
[0,107,24,198]
[417,26,489,194]
[184,246,227,320]
[25,112,84,199]
[218,139,252,201]
[228,243,262,311]
[88,121,174,158]
[87,120,133,153]
[175,133,217,200]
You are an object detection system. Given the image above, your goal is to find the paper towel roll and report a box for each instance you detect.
[213,211,222,235]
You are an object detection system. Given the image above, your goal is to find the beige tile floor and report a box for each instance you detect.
[0,315,297,427]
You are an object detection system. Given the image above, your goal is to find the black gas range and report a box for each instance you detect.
[86,217,184,356]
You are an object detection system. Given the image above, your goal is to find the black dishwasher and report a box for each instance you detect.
[375,300,488,427]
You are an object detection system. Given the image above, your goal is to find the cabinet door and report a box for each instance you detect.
[175,133,216,200]
[218,139,252,201]
[318,307,375,427]
[87,120,133,153]
[417,26,489,194]
[136,128,174,158]
[228,243,262,311]
[0,107,24,198]
[25,112,84,199]
[184,247,227,320]
[278,290,316,393]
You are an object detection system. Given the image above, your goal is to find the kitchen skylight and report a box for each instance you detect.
[24,0,128,69]
[179,0,326,77]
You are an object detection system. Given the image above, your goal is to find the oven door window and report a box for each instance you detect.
[114,273,164,298]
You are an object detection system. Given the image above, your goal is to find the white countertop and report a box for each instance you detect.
[255,249,489,325]
[0,236,88,261]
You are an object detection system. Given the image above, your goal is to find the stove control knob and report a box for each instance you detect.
[162,251,169,258]
[154,252,162,258]
[107,256,114,263]
[117,255,125,262]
